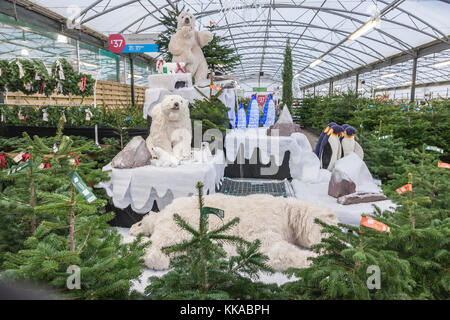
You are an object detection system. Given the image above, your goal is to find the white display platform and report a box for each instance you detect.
[224,128,321,181]
[98,150,227,214]
[143,73,236,126]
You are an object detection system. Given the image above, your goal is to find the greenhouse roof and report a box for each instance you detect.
[3,0,450,89]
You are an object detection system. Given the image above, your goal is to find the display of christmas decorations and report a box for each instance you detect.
[0,58,94,97]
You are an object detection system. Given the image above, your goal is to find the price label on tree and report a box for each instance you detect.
[70,172,97,204]
[424,145,444,154]
[7,160,33,175]
[200,207,225,219]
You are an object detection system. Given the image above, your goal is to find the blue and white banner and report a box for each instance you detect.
[122,44,159,53]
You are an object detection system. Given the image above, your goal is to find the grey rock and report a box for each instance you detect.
[328,168,356,198]
[267,123,302,136]
[111,136,152,169]
[337,192,388,205]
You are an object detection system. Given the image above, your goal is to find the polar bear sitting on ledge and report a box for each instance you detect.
[146,95,192,162]
[169,12,213,84]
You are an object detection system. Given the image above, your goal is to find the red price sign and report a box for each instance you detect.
[109,34,126,54]
[257,95,266,107]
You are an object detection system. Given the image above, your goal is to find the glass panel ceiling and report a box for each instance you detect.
[25,0,450,89]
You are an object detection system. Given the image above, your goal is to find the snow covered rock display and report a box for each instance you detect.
[333,153,379,193]
[111,136,152,169]
[129,193,337,271]
[267,106,301,136]
[337,192,388,205]
[328,168,356,198]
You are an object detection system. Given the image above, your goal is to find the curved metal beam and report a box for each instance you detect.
[211,21,407,53]
[196,2,446,44]
[233,41,368,68]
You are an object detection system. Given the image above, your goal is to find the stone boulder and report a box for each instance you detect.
[267,106,301,136]
[328,168,356,198]
[111,136,152,169]
[337,192,388,205]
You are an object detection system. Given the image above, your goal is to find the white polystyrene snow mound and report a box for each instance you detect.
[224,128,320,181]
[277,106,294,124]
[333,153,379,193]
[96,151,226,213]
[292,178,396,227]
[128,193,338,271]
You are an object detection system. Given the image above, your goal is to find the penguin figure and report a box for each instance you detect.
[262,94,276,127]
[319,124,343,170]
[314,122,336,157]
[341,126,364,159]
[246,94,260,128]
[235,103,247,129]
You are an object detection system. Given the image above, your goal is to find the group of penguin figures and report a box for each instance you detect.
[235,93,276,129]
[314,122,364,170]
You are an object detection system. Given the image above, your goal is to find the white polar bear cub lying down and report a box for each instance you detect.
[129,194,337,271]
[146,95,192,162]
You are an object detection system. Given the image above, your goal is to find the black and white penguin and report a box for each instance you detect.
[314,122,336,157]
[319,124,343,170]
[341,126,364,159]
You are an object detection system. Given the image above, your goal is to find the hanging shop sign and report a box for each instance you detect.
[109,33,159,54]
[257,95,267,107]
[253,87,267,92]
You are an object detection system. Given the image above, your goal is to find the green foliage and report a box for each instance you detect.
[0,59,9,93]
[144,182,281,300]
[0,104,146,128]
[281,39,293,112]
[190,98,230,133]
[0,57,93,97]
[0,122,148,299]
[203,25,240,74]
[282,220,414,300]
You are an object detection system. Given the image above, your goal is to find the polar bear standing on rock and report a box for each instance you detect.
[169,12,213,84]
[146,95,192,161]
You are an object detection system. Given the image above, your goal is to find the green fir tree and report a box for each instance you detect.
[281,39,293,112]
[144,182,279,300]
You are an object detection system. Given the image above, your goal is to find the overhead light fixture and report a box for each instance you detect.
[404,81,412,85]
[321,88,328,91]
[21,48,29,56]
[309,59,322,68]
[57,34,68,43]
[358,88,364,91]
[294,73,300,78]
[376,85,386,89]
[348,18,379,41]
[381,72,396,78]
[434,60,450,68]
[128,74,143,79]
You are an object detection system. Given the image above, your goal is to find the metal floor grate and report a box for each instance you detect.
[218,178,295,197]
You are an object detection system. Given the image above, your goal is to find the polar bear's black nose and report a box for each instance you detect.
[185,17,190,24]
[173,102,180,110]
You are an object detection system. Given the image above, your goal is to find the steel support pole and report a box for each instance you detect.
[76,40,81,73]
[355,73,359,95]
[129,54,135,107]
[329,81,333,95]
[410,55,418,103]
